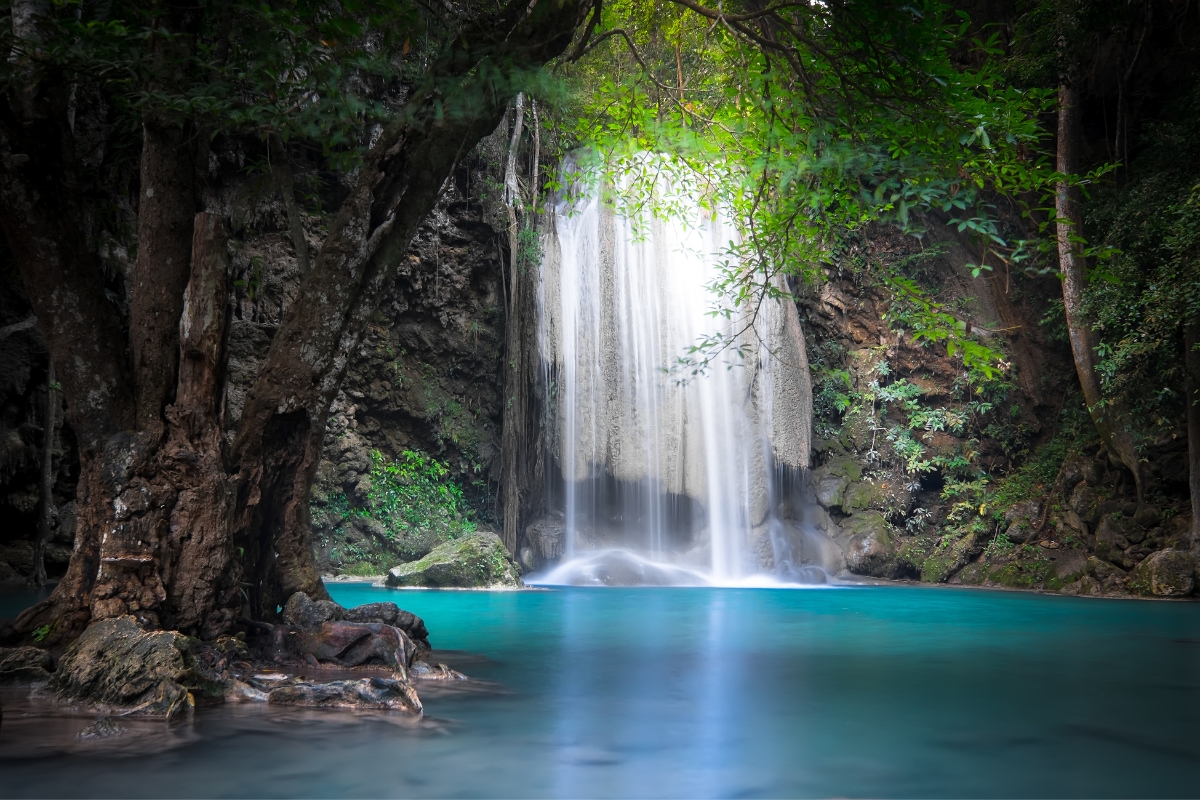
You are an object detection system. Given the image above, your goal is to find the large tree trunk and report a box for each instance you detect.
[1056,82,1145,503]
[7,0,592,642]
[129,118,196,433]
[1186,322,1200,552]
[30,361,56,587]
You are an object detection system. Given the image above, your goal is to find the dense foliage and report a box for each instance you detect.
[1085,87,1200,439]
[546,0,1086,377]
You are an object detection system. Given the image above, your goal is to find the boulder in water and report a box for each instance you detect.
[304,621,417,672]
[0,646,54,686]
[1048,548,1090,590]
[50,616,195,718]
[267,676,422,714]
[387,532,522,588]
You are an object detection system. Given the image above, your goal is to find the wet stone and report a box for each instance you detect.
[0,646,54,686]
[76,716,125,740]
[267,676,422,714]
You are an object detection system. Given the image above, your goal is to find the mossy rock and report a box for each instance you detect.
[837,511,897,577]
[918,533,978,584]
[987,558,1053,589]
[386,531,523,588]
[842,480,886,512]
[957,561,989,586]
[1044,548,1089,592]
[1128,550,1196,597]
[823,455,863,484]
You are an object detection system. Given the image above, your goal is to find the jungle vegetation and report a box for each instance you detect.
[0,0,1196,642]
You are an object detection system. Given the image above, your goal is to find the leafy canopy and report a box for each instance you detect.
[551,0,1083,378]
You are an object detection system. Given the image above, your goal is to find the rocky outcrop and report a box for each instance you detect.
[0,645,54,685]
[387,531,522,588]
[30,593,445,718]
[519,515,567,572]
[49,617,197,718]
[834,512,897,577]
[1129,550,1196,597]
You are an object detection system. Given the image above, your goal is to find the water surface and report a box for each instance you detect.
[2,585,1198,798]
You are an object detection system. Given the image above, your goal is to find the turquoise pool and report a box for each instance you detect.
[2,584,1198,797]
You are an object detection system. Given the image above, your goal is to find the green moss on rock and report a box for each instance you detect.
[837,511,897,577]
[1128,550,1196,597]
[386,531,523,588]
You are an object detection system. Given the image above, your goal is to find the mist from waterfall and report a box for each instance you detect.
[532,160,818,586]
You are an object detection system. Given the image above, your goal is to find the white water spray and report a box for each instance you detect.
[534,161,814,585]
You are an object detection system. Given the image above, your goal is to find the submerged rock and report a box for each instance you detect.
[0,646,54,685]
[387,531,522,588]
[534,549,710,587]
[50,616,194,718]
[77,716,125,740]
[1129,550,1196,597]
[267,676,422,714]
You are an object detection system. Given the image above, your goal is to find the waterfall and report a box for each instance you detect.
[533,162,816,585]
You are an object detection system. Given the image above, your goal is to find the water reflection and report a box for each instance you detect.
[1,585,1198,798]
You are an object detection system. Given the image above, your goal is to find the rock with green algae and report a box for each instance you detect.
[914,532,980,583]
[1128,550,1196,597]
[986,558,1053,589]
[387,531,523,588]
[835,512,897,578]
[49,616,197,718]
[1045,548,1089,591]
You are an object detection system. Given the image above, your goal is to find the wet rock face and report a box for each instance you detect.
[520,515,566,572]
[0,646,54,685]
[1003,501,1042,544]
[1130,550,1196,597]
[267,676,422,714]
[49,617,194,718]
[835,512,897,577]
[387,531,522,588]
[308,181,507,576]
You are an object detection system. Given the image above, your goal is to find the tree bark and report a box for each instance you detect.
[130,117,196,433]
[1186,322,1200,552]
[129,1,200,434]
[31,361,55,587]
[8,0,593,640]
[1056,82,1144,503]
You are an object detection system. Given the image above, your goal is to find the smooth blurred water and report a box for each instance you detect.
[2,585,1199,798]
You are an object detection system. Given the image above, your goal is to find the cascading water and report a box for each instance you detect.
[532,161,822,586]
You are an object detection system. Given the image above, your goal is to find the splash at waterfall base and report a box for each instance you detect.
[519,166,843,587]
